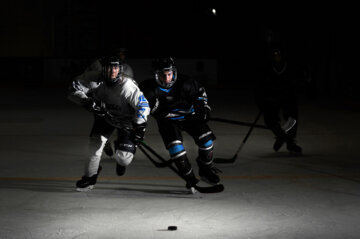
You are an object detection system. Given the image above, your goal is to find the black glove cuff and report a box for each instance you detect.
[132,123,147,144]
[194,106,211,122]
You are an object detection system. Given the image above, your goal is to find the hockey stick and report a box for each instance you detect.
[139,141,224,193]
[210,117,268,129]
[138,144,172,168]
[213,113,297,164]
[214,111,263,164]
[210,117,295,132]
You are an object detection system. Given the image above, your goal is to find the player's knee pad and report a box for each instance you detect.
[114,140,136,165]
[198,139,214,165]
[196,130,215,146]
[115,150,134,166]
[167,141,192,176]
[115,140,136,154]
[167,140,186,160]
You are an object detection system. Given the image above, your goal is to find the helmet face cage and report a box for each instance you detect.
[271,48,285,64]
[153,57,177,89]
[155,66,177,89]
[100,57,123,85]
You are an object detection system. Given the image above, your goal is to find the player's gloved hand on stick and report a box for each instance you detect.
[131,123,147,146]
[192,106,211,122]
[84,99,106,117]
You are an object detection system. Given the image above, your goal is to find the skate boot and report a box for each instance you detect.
[286,140,302,154]
[197,159,221,185]
[76,166,102,192]
[116,164,126,176]
[273,136,285,152]
[103,141,114,157]
[184,173,200,194]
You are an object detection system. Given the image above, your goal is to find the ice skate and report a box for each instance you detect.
[185,174,200,194]
[116,164,126,176]
[185,172,224,194]
[287,140,302,154]
[198,164,221,185]
[76,166,102,192]
[273,136,285,152]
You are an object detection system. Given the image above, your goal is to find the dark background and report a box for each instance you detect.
[1,0,359,101]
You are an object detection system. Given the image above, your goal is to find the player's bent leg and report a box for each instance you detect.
[167,141,199,189]
[114,137,136,176]
[197,140,221,185]
[76,135,107,191]
[86,135,107,176]
[103,140,114,157]
[174,156,199,190]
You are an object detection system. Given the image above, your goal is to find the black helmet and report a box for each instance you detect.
[152,57,177,88]
[99,56,123,85]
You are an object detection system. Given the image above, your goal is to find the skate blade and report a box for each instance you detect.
[76,185,94,192]
[189,187,198,195]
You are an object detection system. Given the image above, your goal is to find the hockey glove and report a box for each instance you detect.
[84,99,107,117]
[193,106,211,122]
[131,123,147,146]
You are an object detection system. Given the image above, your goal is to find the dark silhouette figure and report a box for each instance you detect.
[255,45,302,154]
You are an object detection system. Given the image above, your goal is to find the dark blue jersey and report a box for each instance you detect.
[139,76,210,121]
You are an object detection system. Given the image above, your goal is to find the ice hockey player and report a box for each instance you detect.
[69,47,134,158]
[139,57,222,191]
[255,47,302,154]
[68,56,150,191]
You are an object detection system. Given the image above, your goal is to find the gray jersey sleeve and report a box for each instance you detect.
[67,70,101,106]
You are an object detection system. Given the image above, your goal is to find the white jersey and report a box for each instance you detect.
[90,77,150,128]
[67,58,134,106]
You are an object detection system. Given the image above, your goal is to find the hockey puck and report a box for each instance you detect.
[168,226,177,231]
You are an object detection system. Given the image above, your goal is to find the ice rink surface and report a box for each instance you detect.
[0,87,359,239]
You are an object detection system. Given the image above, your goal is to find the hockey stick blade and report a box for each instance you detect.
[213,155,237,164]
[193,183,224,193]
[140,141,225,193]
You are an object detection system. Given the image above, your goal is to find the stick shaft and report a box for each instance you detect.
[241,111,263,144]
[139,142,184,180]
[214,111,263,163]
[138,144,166,168]
[210,117,268,129]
